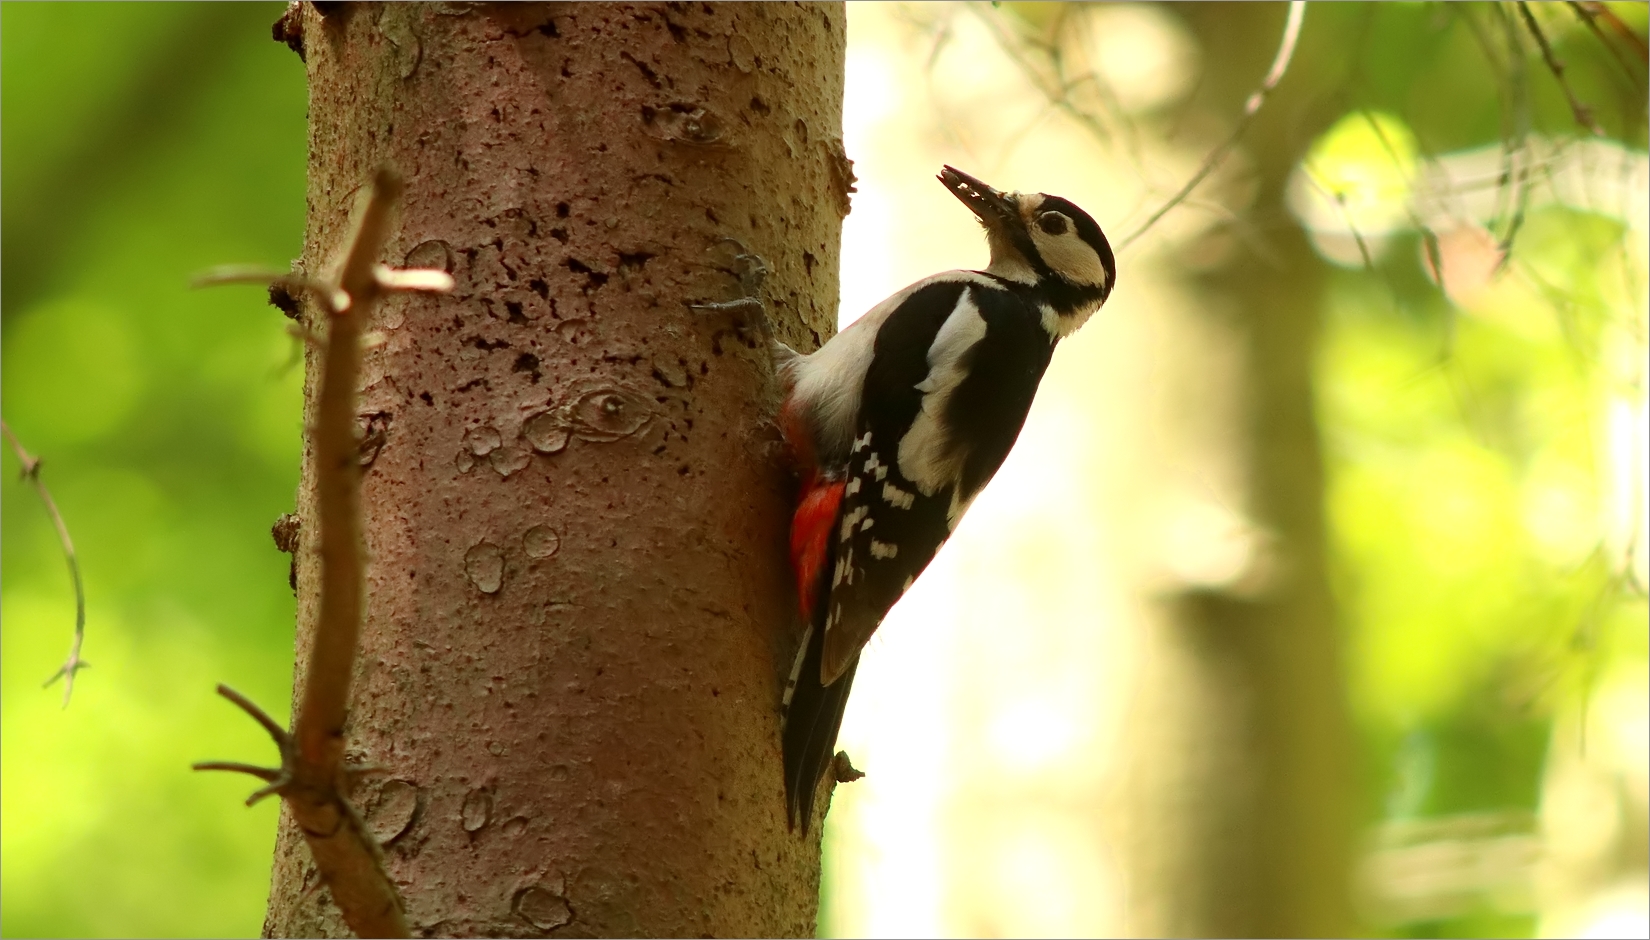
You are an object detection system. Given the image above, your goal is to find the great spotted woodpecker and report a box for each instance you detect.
[776,166,1116,831]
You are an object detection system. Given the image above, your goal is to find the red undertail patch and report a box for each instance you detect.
[790,476,845,621]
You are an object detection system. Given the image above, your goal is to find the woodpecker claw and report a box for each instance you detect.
[690,238,778,348]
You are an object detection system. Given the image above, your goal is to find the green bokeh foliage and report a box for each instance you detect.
[1308,9,1647,937]
[3,3,306,936]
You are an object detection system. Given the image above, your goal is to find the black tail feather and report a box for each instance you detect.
[781,621,859,834]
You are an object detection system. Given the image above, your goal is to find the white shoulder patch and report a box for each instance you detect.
[784,272,996,467]
[897,288,987,497]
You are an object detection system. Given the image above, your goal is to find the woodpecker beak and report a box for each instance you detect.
[938,165,1016,227]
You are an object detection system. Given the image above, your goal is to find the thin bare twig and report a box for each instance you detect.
[1576,0,1649,62]
[2,420,89,707]
[1114,1,1307,251]
[1517,1,1603,136]
[1485,1,1536,267]
[968,5,1152,182]
[1565,1,1645,89]
[193,166,452,940]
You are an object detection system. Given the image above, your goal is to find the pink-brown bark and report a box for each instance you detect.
[266,4,847,936]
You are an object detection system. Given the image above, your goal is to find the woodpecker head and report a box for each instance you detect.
[938,166,1115,331]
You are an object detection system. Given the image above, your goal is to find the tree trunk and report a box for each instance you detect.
[1104,5,1360,936]
[264,3,847,936]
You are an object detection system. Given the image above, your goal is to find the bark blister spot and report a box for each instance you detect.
[367,779,421,845]
[404,240,455,273]
[524,525,562,558]
[460,788,493,832]
[465,425,502,455]
[514,885,573,930]
[523,410,571,454]
[465,542,505,594]
[490,444,530,477]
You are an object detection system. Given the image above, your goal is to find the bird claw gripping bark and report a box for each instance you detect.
[690,237,796,366]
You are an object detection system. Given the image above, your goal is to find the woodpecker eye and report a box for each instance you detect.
[1038,212,1070,236]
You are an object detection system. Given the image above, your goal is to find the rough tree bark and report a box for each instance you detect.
[1103,5,1360,936]
[264,3,847,936]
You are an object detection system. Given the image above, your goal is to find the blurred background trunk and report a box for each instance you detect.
[263,3,846,936]
[1102,5,1358,935]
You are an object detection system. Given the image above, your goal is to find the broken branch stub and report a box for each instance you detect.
[193,167,450,939]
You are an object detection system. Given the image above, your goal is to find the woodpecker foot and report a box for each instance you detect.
[690,237,776,342]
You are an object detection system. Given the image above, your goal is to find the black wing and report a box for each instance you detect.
[819,281,966,683]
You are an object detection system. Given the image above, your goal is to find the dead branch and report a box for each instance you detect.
[1517,1,1603,136]
[193,166,452,939]
[2,420,89,707]
[1574,0,1648,63]
[1565,1,1646,89]
[1492,1,1536,266]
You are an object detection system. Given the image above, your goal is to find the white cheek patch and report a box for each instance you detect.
[1029,227,1108,289]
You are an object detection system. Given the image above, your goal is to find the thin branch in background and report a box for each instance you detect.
[969,4,1156,192]
[1578,0,1650,63]
[2,420,89,707]
[1491,1,1536,268]
[1113,0,1307,251]
[1457,4,1519,238]
[1565,1,1646,90]
[1517,1,1603,136]
[192,166,453,940]
[1295,161,1379,273]
[1354,109,1461,305]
